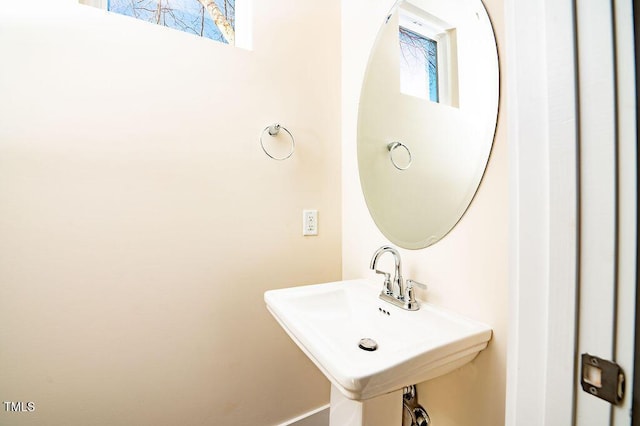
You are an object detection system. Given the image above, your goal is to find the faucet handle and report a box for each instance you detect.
[406,279,427,291]
[405,279,427,309]
[374,269,394,295]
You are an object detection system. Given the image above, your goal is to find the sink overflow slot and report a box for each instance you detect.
[358,338,378,351]
[378,307,391,316]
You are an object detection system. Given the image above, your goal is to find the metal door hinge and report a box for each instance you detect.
[580,353,625,405]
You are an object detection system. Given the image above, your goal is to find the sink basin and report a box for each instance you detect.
[265,279,492,401]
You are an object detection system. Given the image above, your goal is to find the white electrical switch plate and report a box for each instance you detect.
[303,209,318,236]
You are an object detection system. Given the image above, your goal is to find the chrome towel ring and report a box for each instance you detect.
[387,141,412,170]
[260,123,295,160]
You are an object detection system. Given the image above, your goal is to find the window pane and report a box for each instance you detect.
[399,27,439,102]
[108,0,235,44]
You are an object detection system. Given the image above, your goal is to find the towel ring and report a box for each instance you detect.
[387,142,412,170]
[260,124,295,160]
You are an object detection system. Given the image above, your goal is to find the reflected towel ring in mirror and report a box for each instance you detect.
[260,123,295,160]
[387,142,412,170]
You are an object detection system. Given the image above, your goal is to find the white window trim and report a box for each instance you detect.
[234,0,252,50]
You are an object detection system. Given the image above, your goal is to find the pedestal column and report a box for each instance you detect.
[329,385,403,426]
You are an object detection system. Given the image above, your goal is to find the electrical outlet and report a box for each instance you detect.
[303,209,318,236]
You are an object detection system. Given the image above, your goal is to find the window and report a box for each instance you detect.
[399,27,439,102]
[80,0,251,48]
[398,5,458,106]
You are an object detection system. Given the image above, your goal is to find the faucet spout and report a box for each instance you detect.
[370,245,404,298]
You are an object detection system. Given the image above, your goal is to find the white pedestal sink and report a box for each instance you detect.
[265,279,492,425]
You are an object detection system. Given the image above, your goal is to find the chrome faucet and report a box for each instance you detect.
[370,245,425,311]
[370,245,404,298]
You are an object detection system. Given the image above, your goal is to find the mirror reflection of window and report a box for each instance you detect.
[399,27,439,102]
[397,5,457,106]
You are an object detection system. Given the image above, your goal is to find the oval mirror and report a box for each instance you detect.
[357,0,499,249]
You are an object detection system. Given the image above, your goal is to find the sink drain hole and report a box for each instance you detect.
[358,338,378,351]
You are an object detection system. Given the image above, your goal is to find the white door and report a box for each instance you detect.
[575,0,636,424]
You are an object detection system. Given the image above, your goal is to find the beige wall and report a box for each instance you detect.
[0,1,341,425]
[342,0,508,425]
